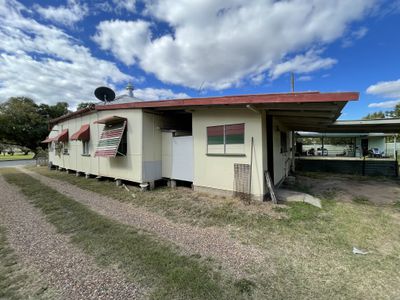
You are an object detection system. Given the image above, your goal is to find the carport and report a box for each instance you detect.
[295,118,400,177]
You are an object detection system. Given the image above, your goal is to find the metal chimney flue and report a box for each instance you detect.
[126,82,134,97]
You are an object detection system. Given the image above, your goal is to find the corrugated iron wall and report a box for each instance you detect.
[296,158,399,177]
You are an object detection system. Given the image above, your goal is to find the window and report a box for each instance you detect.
[49,142,54,152]
[280,132,288,153]
[117,128,127,156]
[63,142,69,155]
[82,141,90,155]
[94,120,127,158]
[207,123,245,155]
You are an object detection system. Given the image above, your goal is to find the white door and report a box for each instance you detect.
[172,136,193,182]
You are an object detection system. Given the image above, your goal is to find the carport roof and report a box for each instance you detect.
[320,118,400,134]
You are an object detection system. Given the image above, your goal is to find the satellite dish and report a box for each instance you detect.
[94,86,115,103]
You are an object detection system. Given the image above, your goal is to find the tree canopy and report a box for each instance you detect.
[76,102,93,110]
[362,111,385,120]
[0,97,69,152]
[363,104,400,120]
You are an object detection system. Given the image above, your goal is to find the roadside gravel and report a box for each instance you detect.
[22,167,269,277]
[0,174,144,300]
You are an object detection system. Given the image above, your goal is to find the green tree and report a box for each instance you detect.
[0,97,68,153]
[38,102,69,119]
[362,111,385,120]
[76,102,93,110]
[387,103,400,118]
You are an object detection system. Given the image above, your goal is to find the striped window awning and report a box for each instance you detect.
[71,124,90,141]
[94,118,127,157]
[94,116,126,125]
[42,129,68,143]
[41,136,55,143]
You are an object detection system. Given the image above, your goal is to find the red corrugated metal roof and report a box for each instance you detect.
[96,91,359,111]
[49,92,359,125]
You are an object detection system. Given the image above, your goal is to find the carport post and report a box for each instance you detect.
[321,137,324,153]
[291,131,296,172]
[394,135,397,159]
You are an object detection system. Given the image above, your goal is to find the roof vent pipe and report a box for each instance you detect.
[126,82,134,97]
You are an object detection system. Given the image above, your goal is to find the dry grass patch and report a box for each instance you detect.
[4,168,253,300]
[28,167,400,299]
[28,167,285,229]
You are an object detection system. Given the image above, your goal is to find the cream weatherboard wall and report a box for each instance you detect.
[192,108,266,199]
[272,118,293,185]
[49,109,180,184]
[49,109,144,183]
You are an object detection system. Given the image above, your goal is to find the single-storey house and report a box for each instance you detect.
[43,91,358,200]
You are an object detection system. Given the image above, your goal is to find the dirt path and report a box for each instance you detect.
[298,174,400,204]
[21,168,268,277]
[0,175,143,300]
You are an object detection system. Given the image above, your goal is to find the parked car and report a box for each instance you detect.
[369,148,384,158]
[307,148,315,156]
[316,147,328,156]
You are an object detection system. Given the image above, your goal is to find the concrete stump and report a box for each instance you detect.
[169,180,177,188]
[149,181,155,190]
[139,183,149,192]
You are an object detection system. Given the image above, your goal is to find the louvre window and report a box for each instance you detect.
[207,123,245,155]
[94,120,127,157]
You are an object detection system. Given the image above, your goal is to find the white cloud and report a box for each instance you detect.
[250,73,266,85]
[342,27,368,47]
[93,20,151,65]
[298,75,313,82]
[134,88,189,100]
[35,0,88,27]
[94,0,376,90]
[270,50,337,79]
[0,0,132,108]
[368,99,400,108]
[366,79,400,98]
[113,0,136,13]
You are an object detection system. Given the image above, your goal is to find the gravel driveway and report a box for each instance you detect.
[0,175,143,300]
[21,168,268,277]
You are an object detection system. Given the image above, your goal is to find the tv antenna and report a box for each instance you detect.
[291,73,295,93]
[94,86,116,104]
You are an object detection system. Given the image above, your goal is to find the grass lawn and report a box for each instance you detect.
[0,153,34,161]
[27,166,400,299]
[2,168,248,300]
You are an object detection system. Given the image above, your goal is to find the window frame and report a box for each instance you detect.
[206,123,245,156]
[116,127,127,156]
[82,140,90,156]
[62,142,69,155]
[280,131,288,154]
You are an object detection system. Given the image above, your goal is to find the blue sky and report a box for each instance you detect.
[1,0,400,119]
